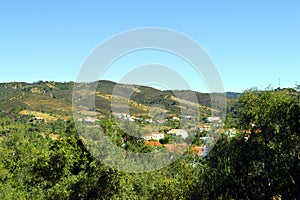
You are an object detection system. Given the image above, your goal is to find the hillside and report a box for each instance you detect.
[0,80,238,120]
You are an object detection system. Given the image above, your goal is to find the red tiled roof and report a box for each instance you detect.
[167,114,176,117]
[190,146,202,152]
[163,143,189,153]
[190,146,204,156]
[254,129,262,133]
[145,141,162,147]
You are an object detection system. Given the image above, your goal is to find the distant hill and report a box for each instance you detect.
[0,80,237,119]
[225,92,242,99]
[0,81,73,116]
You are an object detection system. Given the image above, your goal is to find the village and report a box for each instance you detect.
[108,112,225,157]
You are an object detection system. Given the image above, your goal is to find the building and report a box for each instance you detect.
[113,113,131,120]
[144,118,153,123]
[172,116,180,121]
[167,129,188,139]
[84,116,98,123]
[205,116,221,123]
[198,125,211,132]
[183,115,192,120]
[145,141,162,147]
[190,146,204,156]
[142,132,165,141]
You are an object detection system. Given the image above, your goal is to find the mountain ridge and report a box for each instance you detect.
[0,80,238,119]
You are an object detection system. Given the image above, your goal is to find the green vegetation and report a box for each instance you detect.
[0,81,231,118]
[0,82,299,199]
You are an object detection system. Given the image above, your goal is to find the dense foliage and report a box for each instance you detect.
[0,89,299,199]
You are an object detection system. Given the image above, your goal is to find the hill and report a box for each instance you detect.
[0,80,237,120]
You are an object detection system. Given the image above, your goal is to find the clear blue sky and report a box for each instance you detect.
[0,0,299,92]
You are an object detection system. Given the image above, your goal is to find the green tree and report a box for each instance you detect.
[194,89,300,199]
[238,90,300,198]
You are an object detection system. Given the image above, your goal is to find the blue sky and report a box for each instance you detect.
[0,0,299,92]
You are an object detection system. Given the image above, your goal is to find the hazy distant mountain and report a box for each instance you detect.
[225,92,242,99]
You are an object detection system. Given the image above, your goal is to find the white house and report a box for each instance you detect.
[183,115,192,120]
[129,116,136,122]
[113,113,131,120]
[144,118,153,123]
[84,116,98,123]
[167,129,188,139]
[142,132,164,141]
[198,125,211,132]
[172,116,180,121]
[205,116,220,123]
